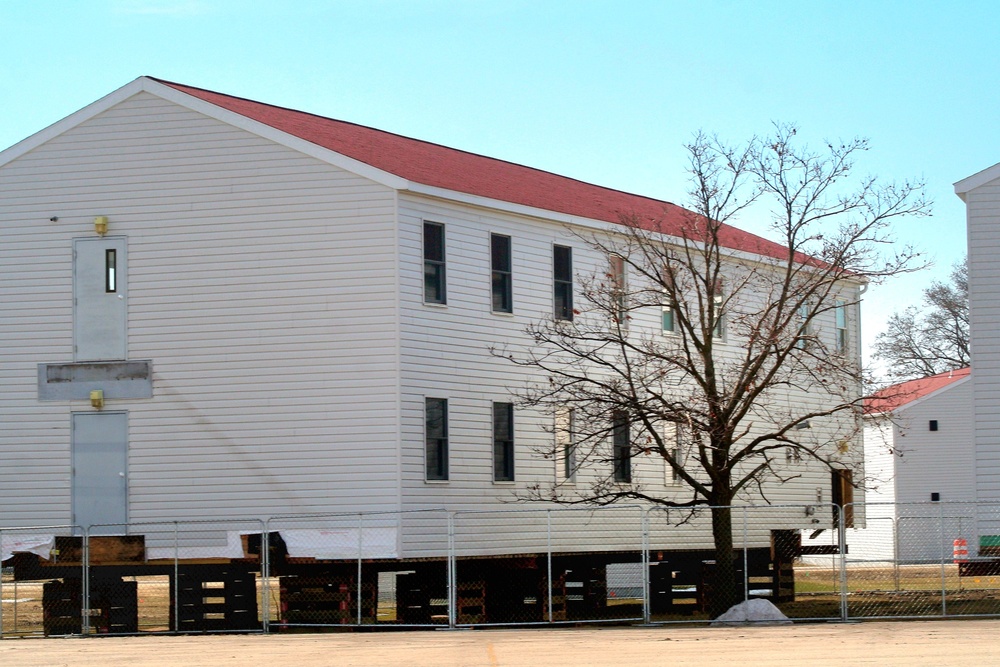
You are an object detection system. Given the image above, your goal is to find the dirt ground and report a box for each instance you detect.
[0,620,995,667]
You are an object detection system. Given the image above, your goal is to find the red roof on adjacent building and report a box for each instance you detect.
[866,367,971,413]
[153,78,795,261]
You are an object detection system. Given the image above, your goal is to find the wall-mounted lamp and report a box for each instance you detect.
[94,216,108,236]
[795,420,812,430]
[89,389,104,410]
[837,440,850,454]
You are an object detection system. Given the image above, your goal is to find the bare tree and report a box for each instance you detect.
[872,259,969,381]
[496,124,930,617]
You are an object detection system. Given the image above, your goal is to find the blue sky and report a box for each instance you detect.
[1,1,996,367]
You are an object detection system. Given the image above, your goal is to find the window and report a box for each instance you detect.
[662,307,676,333]
[423,222,446,304]
[664,422,683,484]
[553,245,573,321]
[712,281,725,339]
[835,300,848,352]
[105,249,117,293]
[796,303,811,349]
[556,407,576,482]
[662,269,677,334]
[493,402,515,481]
[491,234,513,313]
[609,254,626,324]
[425,398,448,480]
[612,412,631,483]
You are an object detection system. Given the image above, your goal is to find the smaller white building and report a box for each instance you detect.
[853,367,974,563]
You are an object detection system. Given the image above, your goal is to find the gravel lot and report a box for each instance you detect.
[0,620,994,667]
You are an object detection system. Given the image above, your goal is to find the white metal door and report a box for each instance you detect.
[72,412,128,531]
[73,237,127,361]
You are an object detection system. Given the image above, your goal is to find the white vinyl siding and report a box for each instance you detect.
[0,92,401,525]
[966,176,1000,506]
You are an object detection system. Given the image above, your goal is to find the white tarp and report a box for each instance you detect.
[280,528,398,559]
[146,531,247,560]
[1,534,55,562]
[711,598,793,626]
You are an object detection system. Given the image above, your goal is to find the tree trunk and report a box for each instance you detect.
[709,504,739,618]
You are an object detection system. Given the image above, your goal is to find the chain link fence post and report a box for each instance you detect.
[172,521,179,634]
[939,500,947,617]
[641,508,650,625]
[262,520,270,635]
[839,504,848,621]
[546,509,553,624]
[82,526,90,636]
[447,511,456,629]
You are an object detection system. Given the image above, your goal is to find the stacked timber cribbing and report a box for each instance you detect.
[169,564,259,631]
[278,568,377,626]
[42,577,138,635]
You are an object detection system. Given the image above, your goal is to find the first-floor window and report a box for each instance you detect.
[426,398,448,480]
[493,402,515,481]
[664,422,682,484]
[613,411,631,483]
[556,407,576,482]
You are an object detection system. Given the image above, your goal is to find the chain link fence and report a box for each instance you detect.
[8,501,1000,637]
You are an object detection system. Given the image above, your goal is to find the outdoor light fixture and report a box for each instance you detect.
[94,215,108,236]
[90,389,104,410]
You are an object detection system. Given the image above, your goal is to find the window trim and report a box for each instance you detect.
[490,233,513,314]
[425,397,449,481]
[712,280,725,340]
[105,249,117,293]
[665,422,683,485]
[835,299,849,352]
[661,269,678,335]
[492,401,515,482]
[556,407,576,483]
[796,302,811,349]
[423,221,447,305]
[612,411,631,483]
[609,254,627,326]
[553,244,573,321]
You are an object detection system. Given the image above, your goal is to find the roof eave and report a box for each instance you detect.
[0,77,148,169]
[955,161,1000,199]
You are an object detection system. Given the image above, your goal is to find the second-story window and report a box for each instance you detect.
[423,222,446,304]
[835,300,849,352]
[491,234,513,313]
[554,245,573,321]
[712,281,725,339]
[796,303,811,349]
[662,269,677,334]
[609,254,626,325]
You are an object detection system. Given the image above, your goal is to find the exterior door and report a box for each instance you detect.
[72,412,128,531]
[74,237,127,361]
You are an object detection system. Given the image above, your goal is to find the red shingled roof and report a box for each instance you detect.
[866,367,971,413]
[152,78,794,261]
